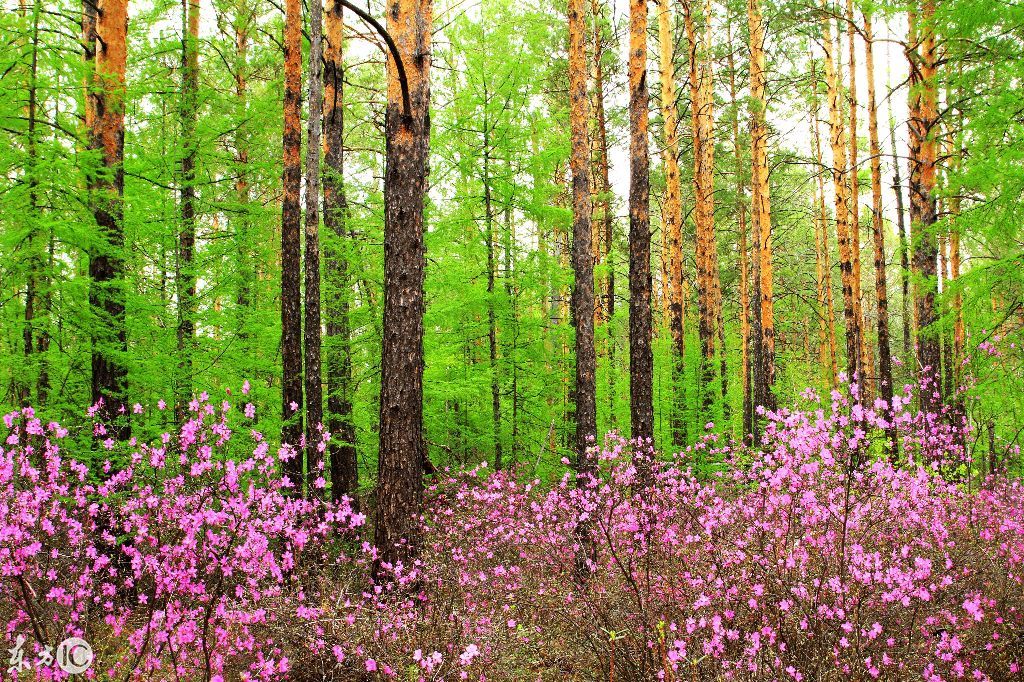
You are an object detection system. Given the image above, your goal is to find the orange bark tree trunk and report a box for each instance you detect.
[569,0,597,468]
[748,0,776,433]
[906,2,942,411]
[864,13,897,451]
[658,0,686,446]
[88,0,130,429]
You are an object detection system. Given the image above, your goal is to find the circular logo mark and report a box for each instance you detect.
[55,637,93,674]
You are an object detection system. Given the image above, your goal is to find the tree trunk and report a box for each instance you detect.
[176,0,199,421]
[810,58,839,389]
[821,5,861,386]
[658,0,685,447]
[324,0,358,505]
[748,0,775,431]
[280,0,304,487]
[906,2,941,411]
[569,0,596,469]
[484,127,502,470]
[628,0,654,453]
[234,3,254,335]
[375,0,432,573]
[864,13,897,450]
[685,0,719,420]
[88,0,130,429]
[591,0,616,431]
[846,0,870,395]
[888,102,912,359]
[305,0,325,487]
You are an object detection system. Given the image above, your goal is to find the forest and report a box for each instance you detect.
[1,0,1024,679]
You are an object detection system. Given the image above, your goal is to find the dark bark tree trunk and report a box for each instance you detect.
[176,0,199,421]
[906,2,941,412]
[591,0,616,431]
[375,0,432,573]
[305,0,325,488]
[88,0,130,431]
[280,0,304,487]
[889,111,912,359]
[569,0,596,469]
[234,3,254,335]
[628,0,654,457]
[483,121,502,470]
[324,0,358,505]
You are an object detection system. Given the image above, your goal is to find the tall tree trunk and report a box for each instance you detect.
[305,0,325,487]
[484,124,502,470]
[280,0,304,487]
[864,13,897,451]
[845,0,870,394]
[569,0,596,469]
[324,0,358,505]
[177,0,199,420]
[727,27,752,440]
[685,0,719,419]
[375,0,432,572]
[658,0,686,447]
[591,0,616,431]
[906,2,941,411]
[88,0,130,428]
[748,0,775,432]
[821,5,861,386]
[628,0,654,453]
[810,58,839,388]
[234,3,254,333]
[888,101,912,358]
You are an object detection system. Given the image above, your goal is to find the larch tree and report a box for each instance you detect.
[569,0,597,467]
[864,11,896,450]
[685,0,722,418]
[375,0,433,571]
[628,0,654,451]
[591,0,617,430]
[324,0,358,504]
[305,0,325,483]
[845,0,869,391]
[906,0,941,411]
[821,3,862,385]
[87,0,130,428]
[657,0,686,446]
[176,0,199,419]
[810,57,839,389]
[280,0,304,488]
[747,0,776,430]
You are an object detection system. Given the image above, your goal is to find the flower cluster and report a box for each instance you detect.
[2,383,1022,681]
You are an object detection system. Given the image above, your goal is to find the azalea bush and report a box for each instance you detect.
[2,383,1023,680]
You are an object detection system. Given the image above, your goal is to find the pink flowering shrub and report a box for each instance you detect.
[2,382,1023,681]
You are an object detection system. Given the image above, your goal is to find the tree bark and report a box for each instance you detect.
[591,0,616,431]
[864,13,897,450]
[821,5,861,386]
[234,2,254,335]
[569,0,596,470]
[375,0,432,573]
[906,2,941,411]
[748,0,775,431]
[684,0,720,420]
[176,0,199,420]
[658,0,685,447]
[846,0,870,394]
[324,0,358,505]
[280,0,304,487]
[628,0,654,454]
[88,0,130,429]
[810,58,839,389]
[887,101,913,359]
